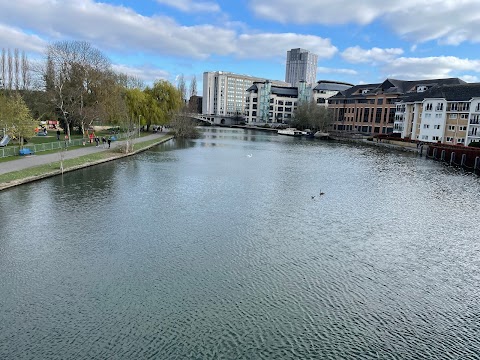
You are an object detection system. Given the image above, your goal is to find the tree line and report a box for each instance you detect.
[0,40,200,148]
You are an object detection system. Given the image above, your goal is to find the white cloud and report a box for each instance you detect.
[236,33,337,59]
[111,64,170,82]
[249,0,393,25]
[0,24,46,54]
[249,0,480,45]
[460,75,479,83]
[340,45,480,81]
[383,56,480,79]
[0,0,334,61]
[317,67,358,75]
[342,47,404,64]
[156,0,220,13]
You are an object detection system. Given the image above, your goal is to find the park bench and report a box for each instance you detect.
[19,148,34,156]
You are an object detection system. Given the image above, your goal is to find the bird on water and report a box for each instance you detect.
[319,190,325,196]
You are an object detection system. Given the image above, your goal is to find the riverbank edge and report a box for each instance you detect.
[330,136,422,154]
[0,135,174,192]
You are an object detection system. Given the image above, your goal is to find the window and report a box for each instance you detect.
[457,138,465,143]
[432,136,440,141]
[446,137,453,142]
[459,126,467,131]
[375,108,382,123]
[434,125,441,129]
[460,114,469,119]
[425,103,433,111]
[449,114,458,119]
[423,124,430,129]
[435,103,443,111]
[422,135,429,140]
[448,125,455,131]
[435,113,442,118]
[363,108,370,122]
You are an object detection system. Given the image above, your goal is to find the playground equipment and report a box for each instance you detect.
[0,134,10,147]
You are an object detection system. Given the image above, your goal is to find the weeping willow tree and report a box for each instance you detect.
[0,93,35,147]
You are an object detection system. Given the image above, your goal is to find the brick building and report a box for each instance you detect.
[328,78,465,135]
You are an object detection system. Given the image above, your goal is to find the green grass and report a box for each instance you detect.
[0,135,173,186]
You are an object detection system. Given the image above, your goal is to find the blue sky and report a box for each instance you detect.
[1,0,480,94]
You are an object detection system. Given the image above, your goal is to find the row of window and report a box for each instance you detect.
[422,124,468,131]
[421,135,465,143]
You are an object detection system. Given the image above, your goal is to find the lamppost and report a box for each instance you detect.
[138,115,142,137]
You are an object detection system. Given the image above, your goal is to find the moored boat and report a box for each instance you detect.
[314,131,330,139]
[302,129,315,138]
[278,128,303,137]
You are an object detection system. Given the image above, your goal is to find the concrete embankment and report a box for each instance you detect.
[330,135,421,154]
[0,134,174,191]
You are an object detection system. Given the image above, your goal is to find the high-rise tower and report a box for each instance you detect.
[285,48,318,86]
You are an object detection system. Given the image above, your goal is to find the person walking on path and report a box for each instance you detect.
[56,129,61,141]
[102,137,106,148]
[95,136,99,147]
[107,137,111,148]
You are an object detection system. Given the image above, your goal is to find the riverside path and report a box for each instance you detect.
[0,132,169,176]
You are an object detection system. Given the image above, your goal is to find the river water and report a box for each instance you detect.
[1,127,480,359]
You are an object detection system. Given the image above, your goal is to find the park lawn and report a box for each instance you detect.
[0,151,119,184]
[0,142,99,163]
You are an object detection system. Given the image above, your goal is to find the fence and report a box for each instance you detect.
[0,132,135,159]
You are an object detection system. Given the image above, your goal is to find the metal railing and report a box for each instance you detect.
[0,132,134,158]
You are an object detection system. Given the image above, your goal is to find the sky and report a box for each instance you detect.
[2,0,480,94]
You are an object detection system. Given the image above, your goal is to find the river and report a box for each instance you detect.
[1,127,480,359]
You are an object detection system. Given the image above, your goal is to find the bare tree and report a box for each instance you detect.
[45,40,111,140]
[115,72,145,89]
[177,74,187,104]
[14,48,20,91]
[189,75,197,98]
[1,48,5,90]
[7,48,13,90]
[21,51,30,90]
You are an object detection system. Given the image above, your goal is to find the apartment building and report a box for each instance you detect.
[202,71,288,121]
[313,80,353,106]
[245,81,305,124]
[285,48,318,86]
[394,83,480,145]
[329,78,465,135]
[245,80,353,125]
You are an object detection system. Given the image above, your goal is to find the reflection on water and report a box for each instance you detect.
[1,127,480,359]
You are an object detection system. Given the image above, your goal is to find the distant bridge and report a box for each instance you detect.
[187,114,215,125]
[186,114,240,126]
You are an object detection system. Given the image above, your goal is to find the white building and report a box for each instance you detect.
[202,71,288,123]
[245,80,353,125]
[394,82,480,145]
[313,80,353,106]
[285,48,318,86]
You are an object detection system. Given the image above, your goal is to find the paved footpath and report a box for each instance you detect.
[0,132,169,176]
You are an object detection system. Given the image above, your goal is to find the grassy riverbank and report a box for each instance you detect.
[0,135,174,191]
